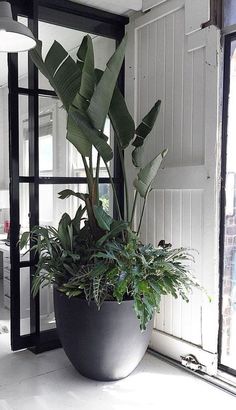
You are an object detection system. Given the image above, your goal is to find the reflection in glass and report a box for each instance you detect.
[221,40,236,370]
[20,267,56,335]
[39,183,112,228]
[38,96,113,178]
[19,94,29,176]
[224,0,236,27]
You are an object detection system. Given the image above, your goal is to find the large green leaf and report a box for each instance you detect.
[96,221,128,246]
[95,68,135,148]
[29,40,50,79]
[69,107,113,163]
[30,40,82,111]
[93,205,113,231]
[132,100,161,147]
[109,86,135,148]
[132,101,161,167]
[134,149,168,198]
[58,213,72,250]
[72,205,86,234]
[87,35,127,131]
[67,110,92,157]
[132,146,144,168]
[58,189,88,202]
[78,35,95,101]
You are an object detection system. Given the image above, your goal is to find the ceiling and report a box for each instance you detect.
[69,0,142,15]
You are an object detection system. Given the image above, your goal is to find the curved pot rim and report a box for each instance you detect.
[54,286,135,305]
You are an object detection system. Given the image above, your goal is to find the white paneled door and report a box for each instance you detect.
[126,0,221,375]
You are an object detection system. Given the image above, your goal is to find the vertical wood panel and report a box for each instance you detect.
[131,2,219,358]
[163,190,173,333]
[171,190,182,338]
[192,48,205,165]
[182,41,193,166]
[156,18,165,156]
[173,10,185,166]
[154,190,165,330]
[164,14,174,166]
[180,190,193,342]
[189,189,203,345]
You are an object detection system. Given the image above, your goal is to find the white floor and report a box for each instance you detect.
[0,331,235,410]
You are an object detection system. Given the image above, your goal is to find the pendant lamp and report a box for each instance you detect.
[0,1,36,52]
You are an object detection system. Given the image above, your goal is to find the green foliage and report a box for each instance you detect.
[21,34,208,331]
[134,149,168,198]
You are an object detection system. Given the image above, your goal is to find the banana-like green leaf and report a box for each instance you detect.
[96,221,128,246]
[93,205,113,231]
[109,86,135,148]
[132,100,161,147]
[132,146,144,168]
[29,40,50,79]
[72,206,86,233]
[19,231,30,250]
[30,40,82,111]
[87,35,127,131]
[94,69,135,148]
[69,107,113,163]
[58,189,88,202]
[134,149,168,198]
[58,213,72,250]
[78,35,95,101]
[67,111,92,157]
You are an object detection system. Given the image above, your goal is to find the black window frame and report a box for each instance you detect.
[8,0,128,352]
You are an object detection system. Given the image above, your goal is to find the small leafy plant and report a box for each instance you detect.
[20,34,202,330]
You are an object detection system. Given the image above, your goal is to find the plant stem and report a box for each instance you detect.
[89,152,93,176]
[105,162,122,220]
[95,153,100,205]
[129,190,138,230]
[82,156,93,195]
[137,194,148,236]
[117,141,129,221]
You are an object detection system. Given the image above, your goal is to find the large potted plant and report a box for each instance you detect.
[20,35,202,381]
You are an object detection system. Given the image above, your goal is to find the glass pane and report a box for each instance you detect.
[224,0,236,27]
[38,96,113,177]
[19,183,30,261]
[0,51,9,241]
[39,184,87,227]
[19,94,29,176]
[221,39,236,370]
[18,16,28,88]
[0,190,10,239]
[99,183,113,216]
[20,267,31,335]
[20,266,56,335]
[40,282,55,331]
[39,183,113,227]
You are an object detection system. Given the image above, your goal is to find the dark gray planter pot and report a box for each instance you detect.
[54,287,153,381]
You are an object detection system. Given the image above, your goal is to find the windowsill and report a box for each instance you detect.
[217,369,236,389]
[148,349,236,396]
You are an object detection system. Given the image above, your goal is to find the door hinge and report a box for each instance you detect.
[181,354,207,373]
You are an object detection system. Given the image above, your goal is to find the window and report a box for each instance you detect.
[220,34,236,376]
[8,1,127,351]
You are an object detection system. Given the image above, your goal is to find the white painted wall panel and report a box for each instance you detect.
[136,6,206,169]
[126,0,221,373]
[185,0,210,34]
